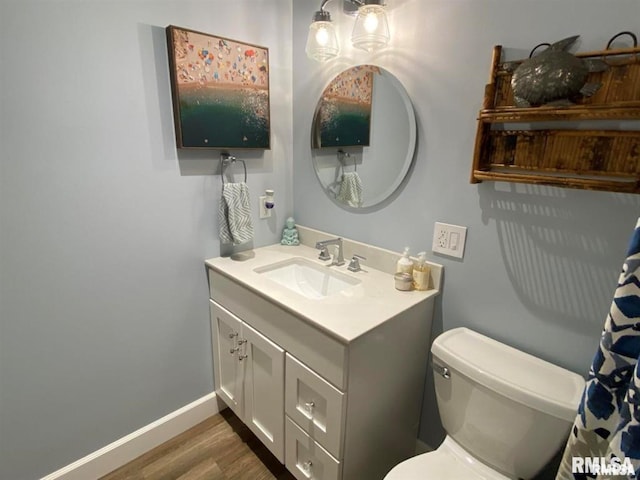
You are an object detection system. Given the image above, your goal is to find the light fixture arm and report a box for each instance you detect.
[315,0,385,20]
[313,0,333,22]
[320,0,333,11]
[345,0,385,6]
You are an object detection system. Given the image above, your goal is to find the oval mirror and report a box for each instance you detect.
[311,65,416,209]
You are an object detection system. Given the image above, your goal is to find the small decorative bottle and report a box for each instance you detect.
[396,247,414,275]
[412,252,431,291]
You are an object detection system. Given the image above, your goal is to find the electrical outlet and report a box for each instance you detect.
[259,196,271,219]
[432,222,467,259]
[436,228,448,249]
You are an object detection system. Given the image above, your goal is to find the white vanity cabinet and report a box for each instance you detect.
[206,242,441,480]
[210,301,285,462]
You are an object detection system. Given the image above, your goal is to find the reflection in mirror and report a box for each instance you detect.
[311,65,416,209]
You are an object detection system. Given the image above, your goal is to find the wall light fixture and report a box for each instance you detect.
[306,0,340,62]
[306,0,390,62]
[351,0,390,52]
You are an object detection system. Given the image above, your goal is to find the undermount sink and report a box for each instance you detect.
[254,257,361,299]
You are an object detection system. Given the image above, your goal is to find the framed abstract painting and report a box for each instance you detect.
[166,26,270,149]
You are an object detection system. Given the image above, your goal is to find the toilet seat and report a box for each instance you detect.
[384,436,512,480]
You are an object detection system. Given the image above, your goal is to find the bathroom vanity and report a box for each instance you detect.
[205,228,442,480]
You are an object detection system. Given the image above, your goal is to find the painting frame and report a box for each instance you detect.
[166,25,271,150]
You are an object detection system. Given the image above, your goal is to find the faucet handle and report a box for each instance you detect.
[348,254,367,272]
[318,246,331,261]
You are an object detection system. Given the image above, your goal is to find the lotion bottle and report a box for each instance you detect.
[412,252,431,291]
[396,247,414,275]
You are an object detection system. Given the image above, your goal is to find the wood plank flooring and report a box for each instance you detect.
[100,409,296,480]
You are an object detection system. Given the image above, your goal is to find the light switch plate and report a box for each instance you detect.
[432,222,467,259]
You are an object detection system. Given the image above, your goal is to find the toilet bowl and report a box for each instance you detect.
[386,436,511,479]
[384,328,585,480]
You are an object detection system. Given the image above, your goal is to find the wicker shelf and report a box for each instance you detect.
[479,104,640,123]
[471,42,640,193]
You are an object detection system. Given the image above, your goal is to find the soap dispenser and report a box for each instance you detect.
[412,252,431,291]
[396,247,414,275]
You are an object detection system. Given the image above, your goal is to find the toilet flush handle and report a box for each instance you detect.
[432,363,450,379]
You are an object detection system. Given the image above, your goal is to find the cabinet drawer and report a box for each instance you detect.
[286,417,341,480]
[286,354,345,459]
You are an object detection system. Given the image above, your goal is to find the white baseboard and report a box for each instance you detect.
[41,392,223,480]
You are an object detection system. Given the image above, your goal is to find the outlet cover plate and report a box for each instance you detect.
[432,222,467,259]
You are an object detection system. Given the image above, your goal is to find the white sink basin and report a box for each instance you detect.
[254,257,361,299]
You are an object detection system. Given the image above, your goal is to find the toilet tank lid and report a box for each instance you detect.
[431,328,585,422]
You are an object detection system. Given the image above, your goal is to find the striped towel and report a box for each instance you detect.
[218,182,254,245]
[336,172,363,208]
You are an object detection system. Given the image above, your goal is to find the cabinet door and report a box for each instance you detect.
[242,321,285,463]
[210,300,244,418]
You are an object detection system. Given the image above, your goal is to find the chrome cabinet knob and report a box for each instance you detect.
[304,401,315,417]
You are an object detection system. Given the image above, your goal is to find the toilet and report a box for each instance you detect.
[384,327,585,480]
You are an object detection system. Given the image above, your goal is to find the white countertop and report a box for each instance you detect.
[205,243,440,343]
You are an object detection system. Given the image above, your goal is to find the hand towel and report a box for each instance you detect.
[336,171,363,208]
[219,182,254,245]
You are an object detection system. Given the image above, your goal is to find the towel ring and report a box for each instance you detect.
[337,150,357,172]
[220,153,247,185]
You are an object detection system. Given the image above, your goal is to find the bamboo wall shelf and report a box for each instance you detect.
[471,40,640,193]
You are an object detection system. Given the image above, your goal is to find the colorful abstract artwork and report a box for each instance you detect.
[166,26,270,149]
[312,65,377,149]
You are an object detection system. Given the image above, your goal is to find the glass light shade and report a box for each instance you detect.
[351,4,390,52]
[306,21,339,62]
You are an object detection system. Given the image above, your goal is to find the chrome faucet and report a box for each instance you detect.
[348,254,366,272]
[315,238,345,266]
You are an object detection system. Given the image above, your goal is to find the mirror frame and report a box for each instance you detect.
[310,65,417,209]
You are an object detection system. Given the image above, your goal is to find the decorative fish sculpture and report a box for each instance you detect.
[507,35,608,107]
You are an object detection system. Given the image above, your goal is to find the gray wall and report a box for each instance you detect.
[0,1,292,478]
[292,0,640,448]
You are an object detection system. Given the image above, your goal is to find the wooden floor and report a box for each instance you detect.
[101,409,297,480]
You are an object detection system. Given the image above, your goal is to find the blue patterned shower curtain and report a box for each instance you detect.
[557,220,640,480]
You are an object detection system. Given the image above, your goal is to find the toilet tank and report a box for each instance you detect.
[431,328,585,479]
